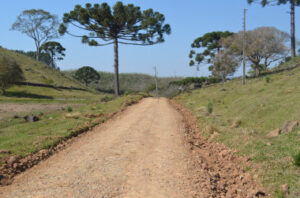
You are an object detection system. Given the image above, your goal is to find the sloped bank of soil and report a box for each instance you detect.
[170,99,269,198]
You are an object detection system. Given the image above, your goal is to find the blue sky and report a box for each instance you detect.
[1,0,299,77]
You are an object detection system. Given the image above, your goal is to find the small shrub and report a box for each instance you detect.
[100,96,114,102]
[293,151,300,167]
[232,119,242,128]
[265,76,271,83]
[207,101,213,114]
[67,106,73,112]
[124,91,134,95]
[91,106,97,110]
[38,111,44,116]
[274,189,285,198]
[146,84,156,93]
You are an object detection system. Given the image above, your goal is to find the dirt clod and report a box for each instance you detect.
[266,128,281,138]
[281,184,289,196]
[6,156,19,165]
[231,119,242,128]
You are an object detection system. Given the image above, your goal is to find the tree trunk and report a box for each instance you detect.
[291,1,296,57]
[2,88,6,96]
[51,55,55,68]
[255,67,259,77]
[221,73,225,83]
[113,38,120,96]
[36,45,40,62]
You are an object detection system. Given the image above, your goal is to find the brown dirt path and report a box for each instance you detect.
[0,98,195,197]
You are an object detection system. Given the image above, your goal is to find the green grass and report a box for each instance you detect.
[0,94,144,158]
[175,58,300,197]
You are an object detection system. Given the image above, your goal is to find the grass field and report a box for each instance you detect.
[175,59,300,197]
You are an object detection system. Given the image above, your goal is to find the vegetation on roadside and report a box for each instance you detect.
[175,58,300,197]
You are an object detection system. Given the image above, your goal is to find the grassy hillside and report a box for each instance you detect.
[0,47,83,88]
[64,70,182,94]
[0,48,101,102]
[175,58,300,197]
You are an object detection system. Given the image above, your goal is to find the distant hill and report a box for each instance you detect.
[64,70,183,94]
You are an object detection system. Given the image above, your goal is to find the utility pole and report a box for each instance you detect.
[243,8,247,85]
[154,66,158,98]
[291,1,296,57]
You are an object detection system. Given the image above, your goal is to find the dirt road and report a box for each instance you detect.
[0,98,264,198]
[0,98,196,197]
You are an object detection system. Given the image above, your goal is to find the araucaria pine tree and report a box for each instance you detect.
[59,2,171,96]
